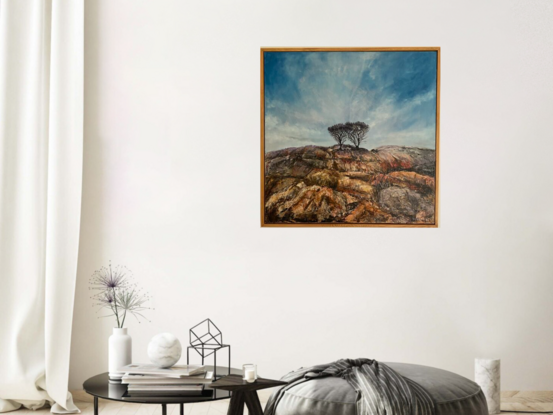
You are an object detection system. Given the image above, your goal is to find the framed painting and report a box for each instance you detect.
[261,47,440,227]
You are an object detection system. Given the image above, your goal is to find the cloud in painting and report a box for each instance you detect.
[264,51,437,152]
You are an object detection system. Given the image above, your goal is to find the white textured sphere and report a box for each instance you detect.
[147,333,182,368]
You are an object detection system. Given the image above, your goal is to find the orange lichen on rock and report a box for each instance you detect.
[264,144,436,224]
[344,201,392,223]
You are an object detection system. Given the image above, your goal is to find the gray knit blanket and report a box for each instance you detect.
[264,359,435,415]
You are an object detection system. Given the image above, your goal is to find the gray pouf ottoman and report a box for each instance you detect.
[271,362,488,415]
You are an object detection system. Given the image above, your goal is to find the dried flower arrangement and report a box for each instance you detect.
[89,263,152,328]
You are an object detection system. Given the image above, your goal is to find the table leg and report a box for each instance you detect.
[94,397,98,415]
[180,403,183,415]
[244,392,263,415]
[226,391,245,415]
[161,404,167,415]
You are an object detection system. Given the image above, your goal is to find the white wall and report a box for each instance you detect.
[69,0,553,390]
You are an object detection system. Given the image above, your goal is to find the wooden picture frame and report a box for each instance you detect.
[261,47,440,227]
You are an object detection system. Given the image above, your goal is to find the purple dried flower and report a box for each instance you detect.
[90,263,129,291]
[89,263,152,328]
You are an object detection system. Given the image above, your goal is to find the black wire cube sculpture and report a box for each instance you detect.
[190,318,223,351]
[186,318,230,379]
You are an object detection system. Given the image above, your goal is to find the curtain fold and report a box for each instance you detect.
[0,0,83,413]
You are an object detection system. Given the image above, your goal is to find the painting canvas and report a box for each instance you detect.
[261,48,440,227]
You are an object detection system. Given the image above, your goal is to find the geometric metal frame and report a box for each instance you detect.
[187,318,231,380]
[186,344,231,380]
[190,318,223,352]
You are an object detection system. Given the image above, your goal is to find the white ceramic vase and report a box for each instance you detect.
[109,327,132,380]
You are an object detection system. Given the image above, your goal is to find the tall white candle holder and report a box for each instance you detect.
[475,358,501,415]
[243,364,257,383]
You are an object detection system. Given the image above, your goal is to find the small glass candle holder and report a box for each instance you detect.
[243,364,257,383]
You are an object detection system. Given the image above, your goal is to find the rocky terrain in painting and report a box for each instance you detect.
[264,145,436,224]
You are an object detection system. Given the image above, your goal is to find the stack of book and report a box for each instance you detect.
[119,364,213,397]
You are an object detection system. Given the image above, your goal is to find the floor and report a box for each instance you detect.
[9,390,553,415]
[11,390,275,415]
[501,391,553,413]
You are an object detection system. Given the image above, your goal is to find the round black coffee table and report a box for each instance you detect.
[83,366,242,415]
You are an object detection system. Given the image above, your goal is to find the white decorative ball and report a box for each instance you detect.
[147,333,182,368]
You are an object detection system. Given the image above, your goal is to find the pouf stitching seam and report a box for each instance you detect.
[434,389,482,405]
[284,391,356,406]
[282,387,482,406]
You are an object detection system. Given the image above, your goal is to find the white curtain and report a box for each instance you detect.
[0,0,83,413]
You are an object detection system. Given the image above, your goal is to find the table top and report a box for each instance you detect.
[211,375,287,392]
[83,366,242,404]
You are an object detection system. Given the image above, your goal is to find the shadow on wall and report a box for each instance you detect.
[68,0,106,390]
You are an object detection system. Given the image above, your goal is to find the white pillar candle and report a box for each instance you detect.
[475,358,501,415]
[244,368,256,383]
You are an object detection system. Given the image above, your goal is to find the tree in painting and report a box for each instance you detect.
[344,121,370,149]
[327,123,348,149]
[263,50,439,226]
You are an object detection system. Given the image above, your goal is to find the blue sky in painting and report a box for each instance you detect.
[264,51,437,152]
